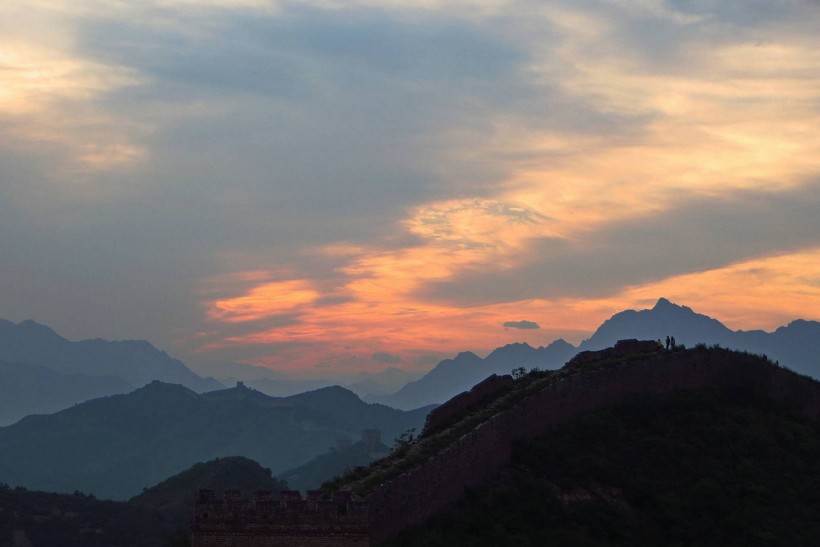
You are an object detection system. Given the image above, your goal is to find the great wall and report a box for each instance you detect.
[192,341,820,546]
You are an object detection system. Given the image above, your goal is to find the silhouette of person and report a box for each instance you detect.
[671,336,676,349]
[665,336,670,350]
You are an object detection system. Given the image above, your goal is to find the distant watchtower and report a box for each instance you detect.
[361,429,382,448]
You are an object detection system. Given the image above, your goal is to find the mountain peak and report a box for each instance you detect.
[13,319,65,341]
[653,297,675,309]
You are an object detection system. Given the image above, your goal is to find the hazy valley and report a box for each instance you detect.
[2,299,820,545]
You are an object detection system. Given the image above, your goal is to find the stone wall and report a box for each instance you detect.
[367,348,820,543]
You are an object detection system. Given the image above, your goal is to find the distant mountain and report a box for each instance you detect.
[0,456,285,547]
[0,381,430,500]
[368,340,578,410]
[194,362,422,399]
[129,456,286,534]
[187,360,290,382]
[240,377,338,397]
[280,430,392,492]
[372,298,820,409]
[0,318,222,392]
[580,297,733,350]
[579,298,820,378]
[346,367,423,398]
[0,360,134,426]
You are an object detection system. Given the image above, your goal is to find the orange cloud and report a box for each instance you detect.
[195,2,820,373]
[202,245,820,373]
[207,279,320,323]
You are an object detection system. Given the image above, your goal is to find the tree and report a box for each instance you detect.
[511,367,527,380]
[392,428,416,453]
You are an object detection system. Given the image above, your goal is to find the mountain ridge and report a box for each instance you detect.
[0,381,429,500]
[0,318,222,392]
[372,298,820,409]
[327,344,820,544]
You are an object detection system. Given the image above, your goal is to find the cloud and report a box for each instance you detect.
[503,320,540,330]
[3,0,820,374]
[372,351,402,364]
[418,181,820,304]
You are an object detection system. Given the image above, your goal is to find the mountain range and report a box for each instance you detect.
[190,361,421,399]
[369,298,820,409]
[0,319,223,425]
[280,430,392,492]
[0,381,431,499]
[367,340,577,410]
[1,456,286,547]
[3,298,818,422]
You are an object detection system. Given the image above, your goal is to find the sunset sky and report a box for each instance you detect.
[2,0,819,377]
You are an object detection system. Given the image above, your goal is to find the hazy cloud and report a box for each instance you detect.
[503,320,540,330]
[372,351,402,364]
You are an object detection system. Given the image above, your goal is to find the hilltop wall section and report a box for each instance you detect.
[367,348,820,543]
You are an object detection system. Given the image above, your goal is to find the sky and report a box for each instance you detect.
[2,0,819,377]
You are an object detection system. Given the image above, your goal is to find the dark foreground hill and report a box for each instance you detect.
[319,343,820,544]
[0,382,430,499]
[280,430,392,492]
[384,387,820,546]
[0,457,283,547]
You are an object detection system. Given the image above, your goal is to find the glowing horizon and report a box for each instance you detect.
[2,0,819,376]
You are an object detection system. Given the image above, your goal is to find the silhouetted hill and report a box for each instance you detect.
[0,456,285,546]
[0,318,222,392]
[581,297,733,349]
[373,299,820,409]
[280,431,391,492]
[384,387,820,546]
[0,360,134,426]
[0,486,172,547]
[189,362,420,399]
[370,340,577,410]
[580,298,820,377]
[0,382,430,500]
[129,456,286,537]
[323,343,820,544]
